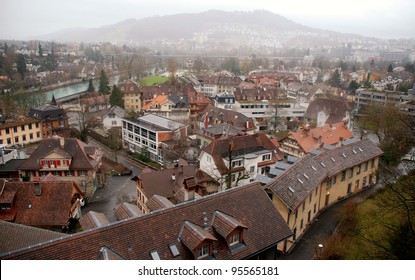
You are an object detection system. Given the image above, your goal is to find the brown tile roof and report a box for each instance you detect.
[179,221,217,251]
[0,181,82,227]
[114,203,143,221]
[19,138,103,171]
[1,182,292,260]
[303,98,351,124]
[267,155,328,211]
[145,195,174,212]
[211,210,248,239]
[0,221,65,255]
[96,246,125,260]
[199,106,254,130]
[313,138,383,177]
[79,211,110,230]
[139,165,198,199]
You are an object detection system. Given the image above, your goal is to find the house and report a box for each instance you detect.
[142,93,190,124]
[196,123,246,148]
[265,139,383,253]
[187,91,211,130]
[119,80,142,113]
[279,122,354,158]
[1,182,292,260]
[214,92,236,110]
[122,114,188,164]
[79,94,110,113]
[102,106,125,130]
[303,98,352,129]
[18,137,104,199]
[199,134,283,189]
[0,178,84,230]
[134,161,219,213]
[0,116,43,147]
[28,104,70,138]
[198,106,256,134]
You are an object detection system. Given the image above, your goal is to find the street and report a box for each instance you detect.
[82,139,143,222]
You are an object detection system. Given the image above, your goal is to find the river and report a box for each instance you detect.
[45,75,121,101]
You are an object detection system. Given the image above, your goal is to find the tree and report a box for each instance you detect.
[98,69,110,94]
[167,59,178,83]
[44,41,57,71]
[387,64,393,73]
[87,78,95,92]
[38,43,43,57]
[328,69,342,88]
[222,139,250,189]
[109,85,124,108]
[348,80,360,93]
[16,54,27,80]
[221,57,241,75]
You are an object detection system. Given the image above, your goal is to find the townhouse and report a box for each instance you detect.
[265,139,383,253]
[28,104,70,138]
[119,79,142,113]
[0,116,43,147]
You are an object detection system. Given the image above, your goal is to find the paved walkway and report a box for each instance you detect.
[278,184,382,260]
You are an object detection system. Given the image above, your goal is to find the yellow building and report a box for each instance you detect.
[119,80,142,113]
[265,139,383,253]
[0,117,43,147]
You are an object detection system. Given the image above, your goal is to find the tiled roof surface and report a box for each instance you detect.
[303,98,350,124]
[28,104,68,120]
[0,221,65,255]
[1,182,292,260]
[114,203,143,221]
[179,221,217,250]
[211,210,248,239]
[79,211,110,230]
[146,195,174,212]
[0,181,82,227]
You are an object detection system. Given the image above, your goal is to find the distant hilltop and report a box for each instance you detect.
[34,10,334,43]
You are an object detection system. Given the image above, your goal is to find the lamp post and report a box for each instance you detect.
[318,243,324,259]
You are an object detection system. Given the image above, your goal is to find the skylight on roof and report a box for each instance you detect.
[352,148,357,154]
[303,173,309,179]
[288,186,295,193]
[320,162,326,167]
[358,147,363,152]
[297,178,304,184]
[342,153,347,158]
[150,250,161,260]
[330,157,336,162]
[311,165,317,171]
[169,244,180,257]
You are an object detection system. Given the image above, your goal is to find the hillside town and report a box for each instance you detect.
[0,32,414,260]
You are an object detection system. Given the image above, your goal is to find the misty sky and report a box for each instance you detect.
[1,0,414,40]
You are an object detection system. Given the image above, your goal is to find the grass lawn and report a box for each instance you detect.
[139,75,169,86]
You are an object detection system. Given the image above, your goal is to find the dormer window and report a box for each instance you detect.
[197,244,210,259]
[229,231,241,246]
[262,154,271,161]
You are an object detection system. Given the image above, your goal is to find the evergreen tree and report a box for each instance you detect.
[328,69,342,88]
[98,69,110,94]
[38,43,43,57]
[109,85,124,108]
[87,78,95,92]
[348,80,360,93]
[4,42,8,54]
[16,54,27,79]
[388,64,394,73]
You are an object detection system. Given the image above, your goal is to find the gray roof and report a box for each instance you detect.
[125,114,186,132]
[28,104,68,120]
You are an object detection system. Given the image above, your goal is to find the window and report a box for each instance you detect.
[302,201,306,212]
[357,164,361,175]
[314,203,317,214]
[36,132,40,138]
[21,125,25,131]
[29,133,33,139]
[197,245,210,259]
[250,166,255,173]
[300,219,304,229]
[362,176,367,188]
[28,123,32,129]
[13,127,17,133]
[364,161,369,171]
[309,193,312,203]
[150,250,160,260]
[349,167,354,178]
[262,154,271,161]
[111,121,117,125]
[232,159,243,167]
[36,123,39,128]
[79,170,86,176]
[308,211,311,223]
[315,186,319,196]
[7,138,11,144]
[22,135,26,141]
[14,136,18,143]
[5,128,10,134]
[229,231,240,246]
[169,244,180,257]
[371,159,375,168]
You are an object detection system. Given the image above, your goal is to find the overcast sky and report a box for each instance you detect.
[1,0,414,40]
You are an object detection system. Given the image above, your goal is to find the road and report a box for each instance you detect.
[81,139,143,222]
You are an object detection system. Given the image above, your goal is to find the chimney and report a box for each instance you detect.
[171,172,176,181]
[183,177,196,201]
[34,182,41,196]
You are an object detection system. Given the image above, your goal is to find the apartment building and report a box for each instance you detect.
[265,139,383,253]
[122,114,187,164]
[0,117,43,147]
